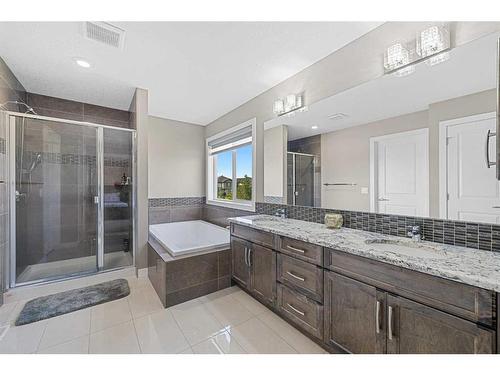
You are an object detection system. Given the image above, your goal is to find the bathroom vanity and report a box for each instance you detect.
[229,215,500,354]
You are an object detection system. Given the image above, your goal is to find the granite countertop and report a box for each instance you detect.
[228,215,500,293]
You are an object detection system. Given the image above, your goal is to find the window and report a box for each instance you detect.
[207,118,256,211]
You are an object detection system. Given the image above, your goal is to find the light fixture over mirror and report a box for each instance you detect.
[273,93,306,116]
[383,24,450,76]
[383,42,415,77]
[416,25,450,66]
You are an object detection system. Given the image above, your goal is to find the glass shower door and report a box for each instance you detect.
[102,128,134,270]
[12,116,99,284]
[294,154,315,207]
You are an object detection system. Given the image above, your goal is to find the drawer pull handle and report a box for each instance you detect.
[287,303,305,316]
[286,271,305,282]
[286,245,305,254]
[388,306,394,340]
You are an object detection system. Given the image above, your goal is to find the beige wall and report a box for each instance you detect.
[321,111,429,212]
[204,22,500,204]
[148,116,205,198]
[129,88,149,270]
[320,88,496,217]
[264,125,287,199]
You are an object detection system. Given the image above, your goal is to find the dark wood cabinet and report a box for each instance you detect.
[324,271,386,353]
[324,270,495,354]
[231,231,276,306]
[386,294,495,354]
[231,237,250,288]
[249,243,276,305]
[230,223,499,354]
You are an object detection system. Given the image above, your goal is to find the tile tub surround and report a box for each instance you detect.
[149,197,205,225]
[148,237,231,307]
[255,202,500,252]
[148,197,253,227]
[228,215,500,293]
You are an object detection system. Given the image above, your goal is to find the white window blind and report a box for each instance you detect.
[207,125,252,155]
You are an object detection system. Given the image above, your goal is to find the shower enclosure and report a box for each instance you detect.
[6,113,135,287]
[287,152,318,207]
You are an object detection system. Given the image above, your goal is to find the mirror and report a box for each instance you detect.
[264,31,499,223]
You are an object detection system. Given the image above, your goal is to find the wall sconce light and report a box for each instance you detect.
[383,42,415,77]
[416,25,450,66]
[273,93,305,116]
[383,24,450,77]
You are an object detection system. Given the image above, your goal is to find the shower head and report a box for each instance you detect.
[28,153,42,173]
[0,100,37,115]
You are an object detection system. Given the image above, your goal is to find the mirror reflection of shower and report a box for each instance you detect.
[286,134,322,207]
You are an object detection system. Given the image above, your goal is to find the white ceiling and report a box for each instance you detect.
[265,31,500,140]
[0,22,382,125]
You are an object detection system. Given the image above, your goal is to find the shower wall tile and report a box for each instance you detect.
[25,92,131,129]
[27,92,84,114]
[84,103,131,123]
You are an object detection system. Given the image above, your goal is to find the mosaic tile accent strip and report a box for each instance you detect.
[149,197,206,208]
[255,202,500,253]
[23,151,129,168]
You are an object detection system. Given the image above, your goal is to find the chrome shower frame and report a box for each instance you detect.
[4,111,137,288]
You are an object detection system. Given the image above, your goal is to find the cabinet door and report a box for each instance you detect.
[324,271,386,353]
[386,295,495,354]
[231,237,250,288]
[249,243,276,306]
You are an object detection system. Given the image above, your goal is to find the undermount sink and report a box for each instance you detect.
[365,239,448,259]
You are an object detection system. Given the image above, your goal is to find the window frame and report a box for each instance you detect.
[206,118,256,211]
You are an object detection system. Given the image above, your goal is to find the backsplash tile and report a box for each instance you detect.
[255,202,500,253]
[147,198,500,253]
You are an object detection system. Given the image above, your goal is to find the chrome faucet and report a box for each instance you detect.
[275,208,287,219]
[407,225,422,242]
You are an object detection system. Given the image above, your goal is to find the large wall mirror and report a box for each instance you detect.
[263,31,500,223]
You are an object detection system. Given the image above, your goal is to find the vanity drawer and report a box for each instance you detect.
[231,224,275,249]
[277,283,324,340]
[277,253,323,302]
[324,248,494,326]
[279,236,323,266]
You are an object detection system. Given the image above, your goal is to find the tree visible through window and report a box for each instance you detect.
[215,144,252,201]
[236,144,252,200]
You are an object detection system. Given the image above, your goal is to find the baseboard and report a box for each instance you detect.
[137,267,148,278]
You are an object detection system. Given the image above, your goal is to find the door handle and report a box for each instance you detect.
[247,247,252,267]
[388,305,394,340]
[378,198,390,201]
[244,247,248,267]
[485,129,496,168]
[375,300,381,334]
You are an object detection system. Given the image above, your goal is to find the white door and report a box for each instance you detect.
[444,113,500,224]
[370,129,429,216]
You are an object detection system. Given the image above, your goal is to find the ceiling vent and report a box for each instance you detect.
[83,22,125,49]
[327,113,348,121]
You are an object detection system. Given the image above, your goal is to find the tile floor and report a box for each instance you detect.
[0,276,327,354]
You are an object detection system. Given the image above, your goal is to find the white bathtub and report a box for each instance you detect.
[149,220,230,258]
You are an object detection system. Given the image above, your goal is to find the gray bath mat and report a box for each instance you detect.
[15,278,130,326]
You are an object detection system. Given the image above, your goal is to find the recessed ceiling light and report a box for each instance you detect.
[311,125,318,130]
[74,58,91,68]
